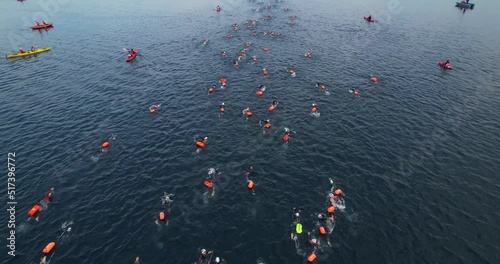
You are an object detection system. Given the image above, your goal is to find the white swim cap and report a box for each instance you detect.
[312,238,317,243]
[215,257,220,263]
[295,213,299,217]
[201,249,206,253]
[204,137,208,140]
[329,193,334,197]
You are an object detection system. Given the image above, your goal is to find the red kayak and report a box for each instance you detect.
[126,50,138,62]
[439,61,452,70]
[364,17,374,23]
[31,23,53,29]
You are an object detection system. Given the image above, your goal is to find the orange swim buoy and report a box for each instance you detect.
[263,70,268,76]
[354,91,359,95]
[150,108,156,114]
[264,48,268,52]
[289,70,295,75]
[220,107,225,113]
[319,226,326,235]
[307,253,317,263]
[283,134,289,142]
[247,180,254,189]
[311,107,317,113]
[334,189,342,196]
[227,35,231,39]
[28,204,41,217]
[159,211,165,221]
[196,141,205,148]
[102,142,109,148]
[246,111,252,117]
[264,123,271,129]
[371,77,378,83]
[246,44,250,48]
[204,181,213,188]
[42,242,55,254]
[253,58,257,62]
[208,88,214,94]
[222,53,226,57]
[327,206,335,213]
[256,90,263,96]
[321,85,325,91]
[268,106,275,112]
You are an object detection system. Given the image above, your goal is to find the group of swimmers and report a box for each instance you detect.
[290,178,346,262]
[26,187,75,263]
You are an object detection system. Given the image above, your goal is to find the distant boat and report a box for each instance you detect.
[455,2,475,9]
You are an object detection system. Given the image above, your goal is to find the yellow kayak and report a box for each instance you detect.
[6,48,51,59]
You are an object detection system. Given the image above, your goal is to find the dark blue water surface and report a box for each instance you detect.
[1,0,500,263]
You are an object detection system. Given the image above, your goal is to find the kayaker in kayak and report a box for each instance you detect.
[444,58,451,66]
[34,20,40,26]
[129,49,135,56]
[31,46,36,52]
[367,15,372,21]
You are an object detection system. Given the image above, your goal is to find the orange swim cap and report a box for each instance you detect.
[102,142,109,148]
[264,48,268,52]
[371,77,378,83]
[209,88,214,93]
[327,206,335,213]
[246,111,253,117]
[264,123,271,128]
[334,189,342,195]
[268,106,275,112]
[290,70,294,74]
[256,91,263,96]
[321,85,325,90]
[263,71,268,76]
[220,107,225,113]
[159,212,165,221]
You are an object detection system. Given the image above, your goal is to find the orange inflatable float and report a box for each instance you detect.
[101,142,109,148]
[319,226,326,235]
[327,206,335,213]
[247,180,254,189]
[159,212,165,221]
[42,242,55,254]
[28,204,41,217]
[196,142,205,148]
[307,253,317,262]
[204,181,213,188]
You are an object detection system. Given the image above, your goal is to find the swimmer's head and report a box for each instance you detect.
[329,193,334,197]
[311,238,317,243]
[317,214,322,219]
[215,257,220,263]
[295,212,299,217]
[67,227,72,232]
[201,249,207,254]
[204,137,208,140]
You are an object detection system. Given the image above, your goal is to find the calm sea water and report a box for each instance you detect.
[1,0,500,263]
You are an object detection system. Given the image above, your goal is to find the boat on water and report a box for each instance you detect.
[6,48,51,59]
